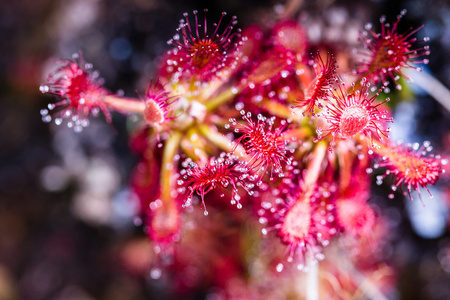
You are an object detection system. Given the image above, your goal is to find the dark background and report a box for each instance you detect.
[0,0,449,299]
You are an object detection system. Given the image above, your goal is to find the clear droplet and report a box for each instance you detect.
[133,217,142,226]
[150,267,162,279]
[39,85,49,93]
[42,115,52,123]
[276,263,284,272]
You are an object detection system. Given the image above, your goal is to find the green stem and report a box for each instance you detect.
[180,128,208,162]
[198,124,233,152]
[205,88,239,112]
[198,124,248,158]
[160,132,182,200]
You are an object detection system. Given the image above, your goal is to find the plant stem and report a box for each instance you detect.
[198,124,248,158]
[205,88,238,112]
[306,257,319,300]
[160,131,182,200]
[404,69,450,113]
[180,128,209,162]
[303,142,327,191]
[103,95,145,114]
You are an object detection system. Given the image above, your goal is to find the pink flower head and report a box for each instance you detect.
[373,140,447,200]
[143,81,179,138]
[354,9,430,89]
[178,153,253,215]
[315,78,393,151]
[167,9,243,82]
[259,180,338,268]
[40,52,110,131]
[294,51,338,116]
[229,111,293,180]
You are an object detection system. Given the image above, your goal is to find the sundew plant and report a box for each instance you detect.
[39,5,449,300]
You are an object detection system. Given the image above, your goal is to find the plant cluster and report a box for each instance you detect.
[40,8,447,298]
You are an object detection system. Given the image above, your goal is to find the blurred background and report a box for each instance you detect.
[0,0,450,299]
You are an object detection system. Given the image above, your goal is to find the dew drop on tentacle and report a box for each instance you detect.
[276,263,284,272]
[150,267,162,279]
